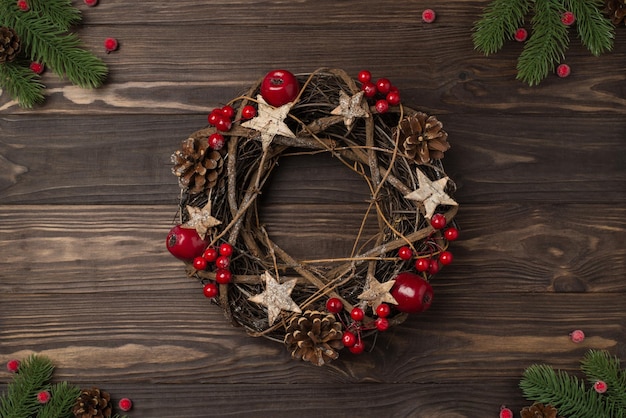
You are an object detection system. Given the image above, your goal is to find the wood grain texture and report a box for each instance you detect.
[0,0,624,417]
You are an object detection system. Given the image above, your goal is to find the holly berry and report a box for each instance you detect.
[386,91,401,106]
[193,256,208,271]
[208,133,225,150]
[260,69,300,107]
[241,105,257,119]
[357,70,372,83]
[561,11,576,26]
[208,109,222,125]
[570,329,585,343]
[375,303,391,318]
[202,247,218,262]
[422,9,436,23]
[375,99,389,114]
[350,307,365,321]
[391,272,434,313]
[415,258,430,272]
[375,317,389,332]
[375,78,391,95]
[203,283,218,298]
[219,242,234,257]
[557,64,571,78]
[214,115,232,132]
[427,259,440,275]
[215,255,230,269]
[104,37,119,53]
[17,0,29,11]
[215,268,232,284]
[342,331,357,347]
[514,28,528,42]
[361,81,377,98]
[118,398,133,412]
[499,406,513,418]
[326,297,344,314]
[349,340,365,354]
[398,246,413,260]
[84,0,98,6]
[439,251,453,266]
[29,62,44,74]
[37,391,51,404]
[430,213,447,230]
[444,227,459,241]
[221,105,235,119]
[166,225,209,261]
[6,359,19,373]
[593,380,608,394]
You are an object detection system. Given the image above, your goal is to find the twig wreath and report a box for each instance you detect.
[167,68,459,366]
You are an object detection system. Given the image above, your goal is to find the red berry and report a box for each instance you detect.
[444,227,459,241]
[208,133,225,150]
[391,272,434,313]
[219,242,234,257]
[422,9,436,23]
[29,62,44,74]
[430,213,447,230]
[215,255,230,269]
[326,297,344,314]
[375,303,391,318]
[37,391,51,404]
[221,105,235,119]
[361,81,377,98]
[427,259,440,275]
[215,268,232,284]
[499,406,513,418]
[104,37,118,53]
[439,251,453,266]
[593,380,608,394]
[375,99,389,114]
[375,317,389,331]
[166,225,210,261]
[514,28,528,42]
[214,115,232,132]
[415,258,430,272]
[349,340,365,354]
[350,307,365,321]
[241,105,256,119]
[202,247,218,262]
[193,256,208,271]
[561,11,576,26]
[208,109,222,125]
[17,0,29,11]
[260,69,300,107]
[6,359,19,373]
[386,91,401,106]
[398,246,413,260]
[557,64,571,78]
[118,398,133,412]
[203,283,218,298]
[342,331,357,347]
[357,70,371,83]
[570,329,585,343]
[84,0,98,6]
[375,78,391,95]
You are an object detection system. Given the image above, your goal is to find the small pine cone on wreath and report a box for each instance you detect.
[0,26,21,63]
[284,310,344,366]
[393,112,450,164]
[72,387,113,418]
[520,403,560,418]
[604,0,626,24]
[171,137,225,195]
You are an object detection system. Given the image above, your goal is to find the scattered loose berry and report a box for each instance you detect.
[118,398,133,412]
[342,331,357,347]
[375,78,391,95]
[375,317,389,331]
[218,242,234,257]
[561,11,576,26]
[593,380,608,394]
[350,307,365,321]
[221,105,235,119]
[398,246,413,261]
[203,283,218,298]
[84,0,98,6]
[438,251,453,266]
[241,105,256,120]
[375,303,391,318]
[104,37,118,53]
[514,28,528,42]
[415,258,430,272]
[29,62,44,74]
[375,99,389,114]
[17,0,29,11]
[208,133,225,150]
[37,391,51,404]
[557,64,571,78]
[326,297,344,314]
[202,247,218,262]
[430,213,447,230]
[427,259,440,275]
[193,256,208,271]
[357,70,372,83]
[6,359,20,373]
[444,227,459,241]
[422,9,436,23]
[361,81,377,98]
[215,268,232,284]
[569,329,585,343]
[349,340,365,354]
[215,255,230,269]
[386,90,401,106]
[499,406,513,418]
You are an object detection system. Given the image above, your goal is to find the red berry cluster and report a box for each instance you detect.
[398,213,459,276]
[208,105,235,132]
[357,70,401,115]
[193,242,234,298]
[325,298,392,355]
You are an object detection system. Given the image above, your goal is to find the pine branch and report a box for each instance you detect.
[516,0,570,86]
[28,0,82,32]
[581,350,626,412]
[0,355,55,418]
[0,60,46,108]
[567,0,614,56]
[472,0,531,55]
[36,382,81,418]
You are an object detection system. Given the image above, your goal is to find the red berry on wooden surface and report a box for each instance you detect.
[391,272,434,313]
[342,331,357,347]
[37,391,51,404]
[166,225,209,261]
[444,227,459,241]
[375,99,389,114]
[118,398,133,412]
[208,133,225,150]
[221,105,235,119]
[361,81,377,98]
[326,297,344,314]
[241,105,257,119]
[430,213,447,229]
[219,242,234,257]
[375,303,391,318]
[104,37,119,53]
[17,0,29,11]
[561,11,576,26]
[375,317,389,331]
[398,245,413,260]
[569,329,585,343]
[593,380,608,393]
[214,115,232,132]
[357,70,372,83]
[29,62,44,74]
[349,340,365,354]
[375,78,391,95]
[215,255,230,269]
[386,90,401,106]
[557,64,571,78]
[260,69,300,107]
[439,251,453,266]
[193,256,208,271]
[427,259,440,275]
[202,247,218,262]
[350,307,365,321]
[422,9,436,23]
[215,268,232,284]
[6,359,19,373]
[203,283,218,298]
[415,258,430,272]
[499,406,513,418]
[514,28,528,42]
[84,0,98,6]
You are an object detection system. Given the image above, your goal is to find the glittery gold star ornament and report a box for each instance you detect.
[249,271,302,325]
[330,90,369,128]
[182,202,222,239]
[357,274,398,308]
[404,168,457,219]
[241,95,296,151]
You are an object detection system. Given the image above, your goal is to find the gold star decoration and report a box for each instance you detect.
[357,274,397,309]
[248,271,302,325]
[182,201,222,239]
[330,90,369,128]
[404,168,458,219]
[241,95,296,151]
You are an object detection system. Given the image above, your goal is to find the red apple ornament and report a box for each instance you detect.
[391,272,434,313]
[166,225,210,261]
[260,69,300,107]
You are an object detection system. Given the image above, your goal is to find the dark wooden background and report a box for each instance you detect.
[1,1,624,417]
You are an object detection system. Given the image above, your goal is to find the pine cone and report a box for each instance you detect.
[0,26,21,63]
[393,112,450,164]
[284,310,344,366]
[73,387,113,418]
[604,0,626,24]
[171,137,225,195]
[520,403,558,418]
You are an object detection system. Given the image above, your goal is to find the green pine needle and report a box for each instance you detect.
[28,0,82,31]
[36,382,81,418]
[472,0,531,55]
[0,355,55,418]
[567,0,614,56]
[0,61,46,108]
[581,350,626,411]
[516,0,570,86]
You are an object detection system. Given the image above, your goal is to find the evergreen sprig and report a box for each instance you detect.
[36,382,81,418]
[0,355,54,418]
[26,0,81,32]
[0,60,45,108]
[567,0,614,56]
[581,350,626,411]
[472,0,531,55]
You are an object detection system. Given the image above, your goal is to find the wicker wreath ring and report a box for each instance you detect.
[169,68,459,366]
